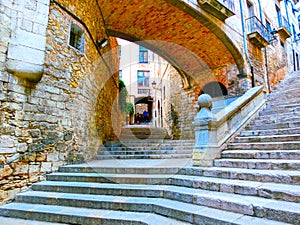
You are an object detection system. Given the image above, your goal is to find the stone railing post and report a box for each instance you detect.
[193,94,220,167]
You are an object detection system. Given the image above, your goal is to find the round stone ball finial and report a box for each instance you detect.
[198,94,212,108]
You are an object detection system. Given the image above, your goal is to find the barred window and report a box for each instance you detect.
[69,23,84,53]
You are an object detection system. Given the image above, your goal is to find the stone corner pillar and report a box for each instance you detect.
[6,0,50,82]
[192,94,220,167]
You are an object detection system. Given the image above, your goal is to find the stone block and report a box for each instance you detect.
[29,164,40,173]
[37,0,50,6]
[17,143,27,153]
[8,91,27,103]
[6,188,20,201]
[0,72,9,82]
[47,152,59,162]
[37,1,50,14]
[0,135,17,148]
[13,163,29,175]
[0,165,13,178]
[11,28,46,51]
[23,152,36,162]
[22,8,49,25]
[21,19,33,32]
[52,161,63,171]
[41,162,52,172]
[7,44,45,64]
[6,60,44,83]
[39,84,60,94]
[7,83,27,94]
[33,23,47,35]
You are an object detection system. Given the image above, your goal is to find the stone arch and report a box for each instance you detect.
[201,81,228,98]
[54,0,245,89]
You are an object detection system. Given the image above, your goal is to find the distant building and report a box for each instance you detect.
[118,39,170,127]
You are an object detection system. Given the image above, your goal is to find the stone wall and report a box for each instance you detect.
[0,1,120,204]
[164,62,251,140]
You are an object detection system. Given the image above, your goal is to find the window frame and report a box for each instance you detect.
[69,22,85,53]
[139,46,148,63]
[137,70,150,87]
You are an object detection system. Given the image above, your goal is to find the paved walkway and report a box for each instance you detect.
[0,217,67,225]
[66,158,193,168]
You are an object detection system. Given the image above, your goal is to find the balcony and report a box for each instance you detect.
[277,16,292,39]
[246,16,270,48]
[138,89,151,96]
[197,0,235,21]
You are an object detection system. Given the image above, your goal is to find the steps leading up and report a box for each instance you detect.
[119,126,169,140]
[1,73,300,224]
[98,139,194,160]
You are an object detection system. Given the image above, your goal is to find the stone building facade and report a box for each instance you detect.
[0,0,299,204]
[161,0,300,139]
[0,0,120,203]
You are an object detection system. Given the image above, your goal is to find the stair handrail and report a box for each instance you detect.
[0,132,72,168]
[192,86,266,167]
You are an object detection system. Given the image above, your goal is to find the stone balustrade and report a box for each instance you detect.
[193,86,266,166]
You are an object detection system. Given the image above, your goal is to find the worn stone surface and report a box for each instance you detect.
[0,0,298,208]
[0,1,120,204]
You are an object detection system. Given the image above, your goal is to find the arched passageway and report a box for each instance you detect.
[201,81,228,98]
[55,0,245,88]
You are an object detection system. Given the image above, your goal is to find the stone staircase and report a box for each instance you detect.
[97,140,194,159]
[97,126,194,159]
[0,73,300,224]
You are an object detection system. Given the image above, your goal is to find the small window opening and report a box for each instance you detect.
[69,23,84,53]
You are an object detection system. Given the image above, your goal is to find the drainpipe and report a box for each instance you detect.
[239,0,255,87]
[285,0,296,71]
[258,0,271,92]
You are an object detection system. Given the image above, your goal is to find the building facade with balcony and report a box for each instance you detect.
[117,0,300,138]
[160,0,300,138]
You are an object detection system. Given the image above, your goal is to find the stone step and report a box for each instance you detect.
[11,191,293,225]
[255,111,300,122]
[119,135,168,140]
[221,150,300,160]
[29,181,300,224]
[43,174,300,202]
[214,159,300,170]
[227,141,300,150]
[246,121,300,130]
[265,102,300,110]
[100,149,192,155]
[234,134,300,143]
[59,165,183,174]
[250,117,300,126]
[0,217,68,225]
[181,167,300,185]
[259,107,300,116]
[96,154,192,160]
[119,127,169,140]
[271,85,300,93]
[103,146,193,151]
[0,203,191,225]
[58,165,300,185]
[267,95,300,103]
[118,140,195,146]
[267,89,300,99]
[240,127,300,136]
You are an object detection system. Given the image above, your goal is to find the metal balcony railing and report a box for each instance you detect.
[246,16,270,42]
[138,89,151,95]
[182,0,235,14]
[216,0,235,13]
[278,16,292,34]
